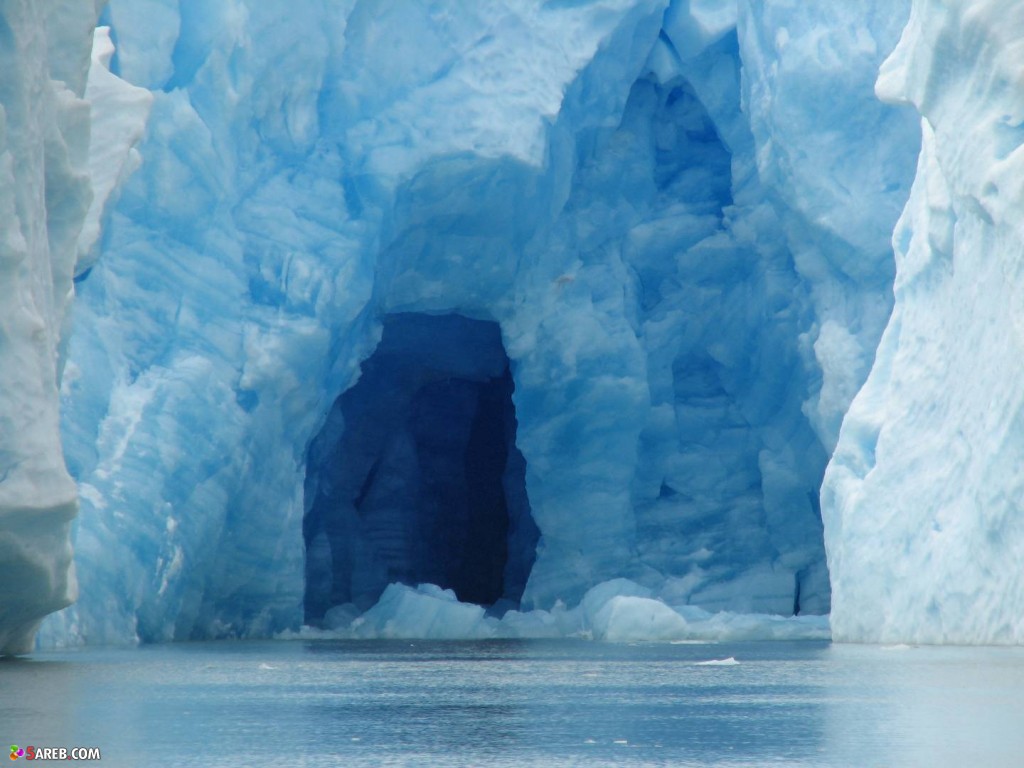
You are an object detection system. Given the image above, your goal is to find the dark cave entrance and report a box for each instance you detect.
[303,313,539,624]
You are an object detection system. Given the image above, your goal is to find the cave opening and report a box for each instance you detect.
[303,313,538,625]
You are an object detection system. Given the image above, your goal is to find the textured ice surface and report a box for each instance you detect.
[0,0,959,648]
[823,0,1024,644]
[0,5,147,654]
[6,0,1024,649]
[31,0,923,647]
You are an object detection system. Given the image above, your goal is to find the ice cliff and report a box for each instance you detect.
[824,0,1024,644]
[0,1,149,654]
[3,0,1017,649]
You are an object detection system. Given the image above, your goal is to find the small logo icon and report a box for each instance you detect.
[9,746,23,761]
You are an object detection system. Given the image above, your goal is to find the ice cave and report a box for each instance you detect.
[3,0,1024,655]
[303,312,538,621]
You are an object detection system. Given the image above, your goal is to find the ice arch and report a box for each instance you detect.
[27,1,923,647]
[303,313,538,622]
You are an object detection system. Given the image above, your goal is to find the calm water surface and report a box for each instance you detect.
[2,639,1023,767]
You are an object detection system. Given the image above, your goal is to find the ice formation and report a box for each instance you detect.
[823,0,1024,644]
[0,4,149,655]
[9,0,1018,649]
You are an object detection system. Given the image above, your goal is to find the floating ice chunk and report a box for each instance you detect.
[350,583,493,640]
[695,657,739,666]
[580,578,652,622]
[592,596,691,642]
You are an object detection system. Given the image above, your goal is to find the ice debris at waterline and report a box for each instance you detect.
[282,580,829,643]
[4,0,1024,650]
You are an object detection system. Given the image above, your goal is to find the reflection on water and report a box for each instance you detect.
[2,639,1023,767]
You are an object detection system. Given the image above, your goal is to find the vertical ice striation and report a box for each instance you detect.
[823,0,1024,644]
[0,1,148,654]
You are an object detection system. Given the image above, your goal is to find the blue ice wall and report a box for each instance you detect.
[41,0,919,645]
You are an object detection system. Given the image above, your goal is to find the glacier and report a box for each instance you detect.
[1,0,1019,650]
[0,2,149,655]
[823,0,1024,644]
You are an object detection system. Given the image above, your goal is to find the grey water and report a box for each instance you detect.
[3,639,1024,767]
